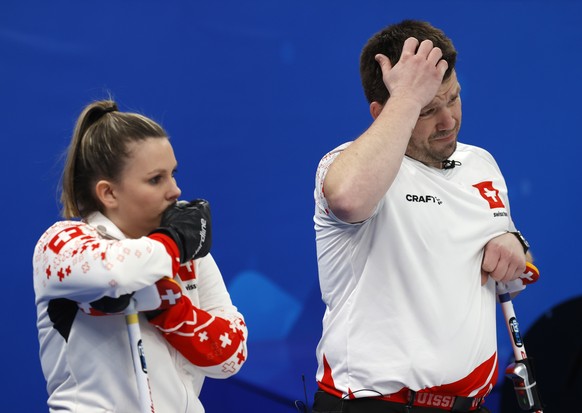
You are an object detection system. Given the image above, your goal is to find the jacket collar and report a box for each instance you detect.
[84,212,127,241]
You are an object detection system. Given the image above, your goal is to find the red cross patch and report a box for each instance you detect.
[472,181,505,209]
[48,226,88,254]
[177,260,197,281]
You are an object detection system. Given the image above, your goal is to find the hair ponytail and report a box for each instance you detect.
[60,100,167,218]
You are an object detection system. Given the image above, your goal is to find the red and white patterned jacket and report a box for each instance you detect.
[33,212,247,413]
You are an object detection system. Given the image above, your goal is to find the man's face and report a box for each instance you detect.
[406,71,462,166]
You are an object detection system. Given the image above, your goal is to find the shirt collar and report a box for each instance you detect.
[84,212,127,240]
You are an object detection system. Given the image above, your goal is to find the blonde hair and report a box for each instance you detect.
[60,100,168,218]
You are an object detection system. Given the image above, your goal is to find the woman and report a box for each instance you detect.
[33,100,247,412]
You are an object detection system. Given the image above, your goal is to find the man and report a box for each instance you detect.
[312,20,531,413]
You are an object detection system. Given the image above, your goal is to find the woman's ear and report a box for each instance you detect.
[95,180,118,210]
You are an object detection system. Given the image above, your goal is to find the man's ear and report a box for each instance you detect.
[95,180,118,209]
[370,101,384,120]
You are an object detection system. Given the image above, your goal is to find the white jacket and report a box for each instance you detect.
[33,212,247,412]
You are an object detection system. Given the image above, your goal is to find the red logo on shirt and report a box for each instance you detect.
[472,181,505,209]
[177,261,197,281]
[47,226,88,254]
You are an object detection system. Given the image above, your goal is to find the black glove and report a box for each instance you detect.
[150,199,212,263]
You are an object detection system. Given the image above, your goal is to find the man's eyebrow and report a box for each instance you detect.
[421,99,440,111]
[420,83,461,112]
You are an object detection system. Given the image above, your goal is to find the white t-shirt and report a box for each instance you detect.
[314,142,515,399]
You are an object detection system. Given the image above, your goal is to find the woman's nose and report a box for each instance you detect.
[168,179,182,201]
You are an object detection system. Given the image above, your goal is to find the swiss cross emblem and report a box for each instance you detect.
[177,261,196,281]
[48,226,87,254]
[472,181,505,209]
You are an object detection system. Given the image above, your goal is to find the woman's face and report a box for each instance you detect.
[104,137,181,238]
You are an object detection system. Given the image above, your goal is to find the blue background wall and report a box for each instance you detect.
[2,1,580,411]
